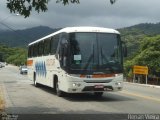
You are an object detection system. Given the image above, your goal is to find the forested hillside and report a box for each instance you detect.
[0,23,160,80]
[0,26,59,47]
[118,22,160,56]
[124,35,160,77]
[0,44,27,66]
[1,23,160,49]
[0,26,58,66]
[118,23,160,79]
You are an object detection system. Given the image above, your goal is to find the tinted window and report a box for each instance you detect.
[44,38,51,55]
[33,43,38,57]
[28,46,31,58]
[51,35,59,55]
[69,33,123,73]
[38,41,44,56]
[30,45,34,57]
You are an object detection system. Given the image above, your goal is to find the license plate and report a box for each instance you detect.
[94,85,104,89]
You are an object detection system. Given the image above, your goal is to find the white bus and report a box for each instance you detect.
[27,27,125,97]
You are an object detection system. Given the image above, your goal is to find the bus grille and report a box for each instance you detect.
[84,79,112,83]
[82,86,113,91]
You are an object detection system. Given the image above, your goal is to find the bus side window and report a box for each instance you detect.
[50,35,59,55]
[33,43,38,57]
[31,45,34,58]
[28,46,31,58]
[59,33,69,67]
[44,38,51,55]
[38,41,44,56]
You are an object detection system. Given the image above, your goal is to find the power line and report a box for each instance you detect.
[0,21,22,37]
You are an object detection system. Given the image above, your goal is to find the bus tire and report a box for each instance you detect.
[34,73,40,87]
[55,79,63,97]
[94,92,103,97]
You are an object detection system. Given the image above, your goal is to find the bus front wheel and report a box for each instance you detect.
[94,92,103,97]
[55,80,63,97]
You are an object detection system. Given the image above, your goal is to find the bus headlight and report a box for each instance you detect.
[72,83,81,87]
[72,83,76,87]
[115,82,121,86]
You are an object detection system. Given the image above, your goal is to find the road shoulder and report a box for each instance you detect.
[0,84,5,112]
[125,82,160,89]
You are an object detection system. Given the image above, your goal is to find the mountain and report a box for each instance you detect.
[118,22,160,56]
[0,26,60,47]
[0,23,160,54]
[119,22,160,36]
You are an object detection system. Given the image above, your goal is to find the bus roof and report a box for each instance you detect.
[28,26,120,46]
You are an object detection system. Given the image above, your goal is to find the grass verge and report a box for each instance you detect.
[0,85,5,112]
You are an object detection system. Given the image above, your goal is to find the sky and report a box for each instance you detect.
[0,0,160,30]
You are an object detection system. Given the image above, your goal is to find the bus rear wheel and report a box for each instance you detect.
[34,73,40,87]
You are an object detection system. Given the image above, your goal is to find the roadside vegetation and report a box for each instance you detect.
[1,23,160,85]
[0,44,27,66]
[124,35,160,77]
[118,24,160,85]
[0,86,5,111]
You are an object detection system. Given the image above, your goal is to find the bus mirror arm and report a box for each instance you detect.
[122,41,127,57]
[63,56,67,67]
[61,38,68,46]
[60,45,68,68]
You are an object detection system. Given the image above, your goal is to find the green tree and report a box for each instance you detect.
[0,44,27,66]
[124,35,160,77]
[6,0,117,18]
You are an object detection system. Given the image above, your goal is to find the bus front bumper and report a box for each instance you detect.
[63,74,123,93]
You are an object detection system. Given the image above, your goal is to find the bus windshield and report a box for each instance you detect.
[69,32,123,74]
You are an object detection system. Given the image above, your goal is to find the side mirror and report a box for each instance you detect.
[60,39,69,67]
[61,38,68,46]
[122,41,127,57]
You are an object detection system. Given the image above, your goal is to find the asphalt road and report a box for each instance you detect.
[0,65,160,119]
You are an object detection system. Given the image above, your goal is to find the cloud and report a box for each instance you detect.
[0,0,160,30]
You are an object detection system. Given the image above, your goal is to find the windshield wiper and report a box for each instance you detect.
[100,46,109,64]
[83,44,94,70]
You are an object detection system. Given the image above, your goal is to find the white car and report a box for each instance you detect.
[20,66,28,74]
[0,63,2,68]
[0,62,5,68]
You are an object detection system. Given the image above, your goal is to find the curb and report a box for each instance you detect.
[124,82,160,89]
[0,85,5,112]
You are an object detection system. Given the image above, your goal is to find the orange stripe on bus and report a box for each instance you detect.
[80,75,86,78]
[80,74,115,78]
[27,60,33,66]
[92,74,115,78]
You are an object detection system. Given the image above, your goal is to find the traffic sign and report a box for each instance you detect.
[133,65,148,75]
